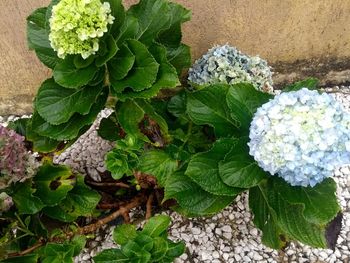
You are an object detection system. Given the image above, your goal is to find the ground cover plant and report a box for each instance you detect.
[0,0,348,262]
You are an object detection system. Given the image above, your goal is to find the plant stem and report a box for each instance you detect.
[85,180,130,188]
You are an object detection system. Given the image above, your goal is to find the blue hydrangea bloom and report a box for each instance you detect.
[248,88,350,187]
[188,45,273,93]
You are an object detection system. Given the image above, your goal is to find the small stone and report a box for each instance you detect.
[222,225,232,232]
[191,227,201,235]
[212,251,220,258]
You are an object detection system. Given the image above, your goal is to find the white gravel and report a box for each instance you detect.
[2,87,350,263]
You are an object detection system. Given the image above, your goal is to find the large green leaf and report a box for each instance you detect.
[187,84,238,137]
[138,150,178,187]
[12,181,45,215]
[218,137,267,188]
[93,249,129,263]
[35,78,104,125]
[185,138,243,196]
[33,163,75,207]
[157,3,191,47]
[43,175,101,222]
[108,43,135,81]
[249,186,286,249]
[27,7,59,69]
[111,39,159,93]
[283,78,319,92]
[121,241,151,262]
[142,215,171,237]
[128,0,171,46]
[116,15,140,45]
[167,91,187,118]
[33,88,108,140]
[98,114,120,141]
[165,44,191,75]
[163,170,235,216]
[113,224,137,245]
[53,57,98,89]
[117,43,179,99]
[226,83,272,132]
[269,177,340,225]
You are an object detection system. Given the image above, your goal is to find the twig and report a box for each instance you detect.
[9,193,146,257]
[146,193,154,219]
[86,180,130,188]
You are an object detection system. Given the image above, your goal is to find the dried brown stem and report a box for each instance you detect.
[9,193,146,258]
[146,193,154,219]
[86,180,130,188]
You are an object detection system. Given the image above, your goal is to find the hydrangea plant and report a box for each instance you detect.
[249,88,350,187]
[0,125,38,189]
[49,0,115,59]
[188,44,273,92]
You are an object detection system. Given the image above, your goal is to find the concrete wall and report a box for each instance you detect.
[1,0,350,115]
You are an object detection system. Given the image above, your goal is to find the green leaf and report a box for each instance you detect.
[117,99,148,141]
[0,254,38,263]
[187,84,238,137]
[111,39,159,93]
[43,175,101,222]
[121,241,151,262]
[96,34,119,67]
[117,43,179,100]
[105,150,130,180]
[167,92,187,118]
[98,115,120,141]
[142,215,171,237]
[35,78,104,125]
[283,78,319,92]
[150,237,168,261]
[138,150,178,187]
[7,118,28,137]
[269,177,340,225]
[157,3,191,47]
[249,186,286,249]
[93,249,129,263]
[108,43,135,81]
[32,88,108,140]
[219,137,267,188]
[134,234,154,252]
[165,44,191,75]
[69,235,87,257]
[186,138,243,196]
[25,119,61,153]
[164,170,235,216]
[113,224,137,245]
[12,181,45,215]
[128,0,171,46]
[105,0,125,36]
[226,83,273,132]
[73,55,95,69]
[116,15,140,45]
[165,241,185,258]
[27,7,59,69]
[33,163,75,207]
[53,57,98,89]
[41,243,75,263]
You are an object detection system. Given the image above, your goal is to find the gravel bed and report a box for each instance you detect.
[2,87,350,263]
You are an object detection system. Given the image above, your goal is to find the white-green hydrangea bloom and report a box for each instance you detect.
[188,45,273,93]
[49,0,115,59]
[249,88,350,187]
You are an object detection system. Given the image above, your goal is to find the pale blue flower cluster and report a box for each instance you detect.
[248,88,350,187]
[188,45,273,93]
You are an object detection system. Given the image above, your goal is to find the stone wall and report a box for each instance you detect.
[1,0,350,114]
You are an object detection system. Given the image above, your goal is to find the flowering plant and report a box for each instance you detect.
[1,0,347,261]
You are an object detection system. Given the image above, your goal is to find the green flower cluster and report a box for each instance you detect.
[49,0,115,59]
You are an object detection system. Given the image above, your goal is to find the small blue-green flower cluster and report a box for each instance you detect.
[248,88,350,187]
[49,0,115,59]
[188,45,273,92]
